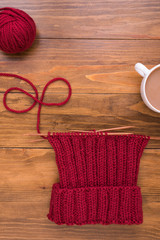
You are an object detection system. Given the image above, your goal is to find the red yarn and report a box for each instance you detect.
[2,73,150,225]
[47,132,150,225]
[0,7,36,54]
[1,73,72,134]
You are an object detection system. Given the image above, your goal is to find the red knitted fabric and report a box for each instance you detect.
[47,132,149,225]
[2,73,150,225]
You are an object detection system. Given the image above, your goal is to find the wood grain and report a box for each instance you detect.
[0,0,160,39]
[0,0,160,239]
[0,40,160,69]
[0,40,160,95]
[0,93,160,148]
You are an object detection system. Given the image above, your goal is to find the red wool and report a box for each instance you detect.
[0,7,36,54]
[1,73,150,225]
[47,132,149,225]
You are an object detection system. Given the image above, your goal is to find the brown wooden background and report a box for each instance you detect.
[0,1,160,239]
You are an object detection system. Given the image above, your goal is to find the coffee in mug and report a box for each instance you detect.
[145,68,160,111]
[135,63,160,113]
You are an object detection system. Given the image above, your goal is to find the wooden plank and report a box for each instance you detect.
[0,148,159,240]
[0,148,160,197]
[0,220,159,240]
[0,39,160,93]
[0,65,144,94]
[0,64,155,94]
[0,40,160,94]
[0,201,159,240]
[0,0,160,39]
[0,40,160,69]
[0,93,160,148]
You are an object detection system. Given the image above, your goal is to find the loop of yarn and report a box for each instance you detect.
[0,7,36,54]
[1,73,72,134]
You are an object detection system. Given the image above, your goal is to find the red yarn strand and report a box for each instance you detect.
[1,73,72,135]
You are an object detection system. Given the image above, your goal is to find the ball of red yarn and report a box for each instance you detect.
[0,7,36,54]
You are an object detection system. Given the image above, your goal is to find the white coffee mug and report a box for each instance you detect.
[135,62,160,113]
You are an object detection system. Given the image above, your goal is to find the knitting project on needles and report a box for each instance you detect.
[2,73,150,225]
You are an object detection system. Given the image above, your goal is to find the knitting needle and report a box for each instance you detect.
[24,126,135,136]
[28,132,134,143]
[70,126,135,132]
[28,135,160,143]
[24,132,160,140]
[24,125,160,140]
[25,132,133,137]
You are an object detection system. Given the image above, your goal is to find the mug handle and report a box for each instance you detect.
[135,63,150,77]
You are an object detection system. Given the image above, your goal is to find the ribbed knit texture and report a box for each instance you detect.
[47,132,150,225]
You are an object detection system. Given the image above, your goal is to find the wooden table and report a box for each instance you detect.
[0,1,160,239]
